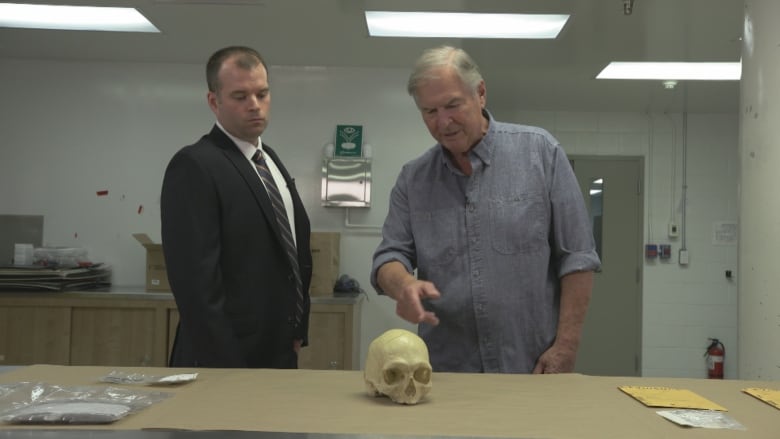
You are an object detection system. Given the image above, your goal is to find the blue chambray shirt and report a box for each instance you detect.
[371,111,601,373]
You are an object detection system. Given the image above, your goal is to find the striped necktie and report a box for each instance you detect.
[251,150,304,326]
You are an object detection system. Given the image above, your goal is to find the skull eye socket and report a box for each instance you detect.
[414,367,431,384]
[383,367,404,385]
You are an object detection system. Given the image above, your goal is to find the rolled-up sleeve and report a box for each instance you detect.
[370,167,417,294]
[547,144,602,277]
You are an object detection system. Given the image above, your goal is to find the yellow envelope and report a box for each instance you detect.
[618,386,728,411]
[743,387,780,410]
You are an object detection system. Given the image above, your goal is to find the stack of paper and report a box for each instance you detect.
[0,264,111,291]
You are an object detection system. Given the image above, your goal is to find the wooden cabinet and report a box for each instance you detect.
[0,290,362,370]
[0,305,70,365]
[70,306,160,366]
[298,298,362,370]
[0,291,173,367]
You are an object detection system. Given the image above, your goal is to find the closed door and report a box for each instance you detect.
[570,156,643,376]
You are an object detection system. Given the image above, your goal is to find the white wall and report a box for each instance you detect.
[0,58,738,377]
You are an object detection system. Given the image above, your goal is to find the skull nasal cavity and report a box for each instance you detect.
[405,380,416,396]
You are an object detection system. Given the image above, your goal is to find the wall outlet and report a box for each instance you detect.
[668,222,679,238]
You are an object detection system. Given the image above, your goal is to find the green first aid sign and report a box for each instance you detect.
[335,125,363,157]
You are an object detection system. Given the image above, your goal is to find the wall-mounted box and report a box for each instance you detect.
[321,158,371,208]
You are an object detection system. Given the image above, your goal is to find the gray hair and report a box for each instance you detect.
[407,46,484,97]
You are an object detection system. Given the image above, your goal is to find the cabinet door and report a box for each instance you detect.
[70,307,160,366]
[0,306,70,365]
[299,309,346,370]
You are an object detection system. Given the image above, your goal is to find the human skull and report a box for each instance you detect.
[364,328,432,405]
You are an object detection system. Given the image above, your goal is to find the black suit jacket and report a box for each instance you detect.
[161,125,312,368]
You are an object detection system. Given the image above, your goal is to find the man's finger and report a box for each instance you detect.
[423,312,439,326]
[420,285,441,300]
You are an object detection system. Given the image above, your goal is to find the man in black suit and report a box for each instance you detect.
[161,46,312,368]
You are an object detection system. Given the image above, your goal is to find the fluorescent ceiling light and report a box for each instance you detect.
[597,62,741,80]
[0,3,159,32]
[365,11,569,39]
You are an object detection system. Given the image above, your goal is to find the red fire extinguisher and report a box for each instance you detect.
[704,338,725,379]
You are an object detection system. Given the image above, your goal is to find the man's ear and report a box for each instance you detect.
[477,80,487,107]
[207,91,218,113]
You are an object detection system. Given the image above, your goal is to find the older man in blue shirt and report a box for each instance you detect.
[371,46,601,374]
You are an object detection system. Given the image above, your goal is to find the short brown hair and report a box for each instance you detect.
[206,46,268,92]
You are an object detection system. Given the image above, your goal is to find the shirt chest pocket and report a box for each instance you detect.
[489,194,548,255]
[411,208,462,268]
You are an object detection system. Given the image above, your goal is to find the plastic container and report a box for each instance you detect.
[33,247,89,268]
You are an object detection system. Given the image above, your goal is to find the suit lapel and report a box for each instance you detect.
[209,126,283,240]
[207,126,309,277]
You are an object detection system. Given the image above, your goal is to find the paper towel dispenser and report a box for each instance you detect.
[321,158,371,207]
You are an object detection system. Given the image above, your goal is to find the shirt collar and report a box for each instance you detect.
[216,121,262,160]
[471,109,495,166]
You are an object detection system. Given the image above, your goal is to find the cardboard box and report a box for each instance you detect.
[133,233,170,292]
[309,232,340,296]
[132,232,339,295]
